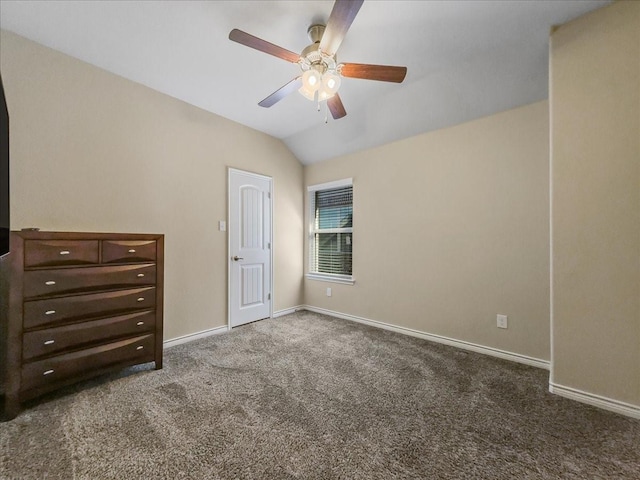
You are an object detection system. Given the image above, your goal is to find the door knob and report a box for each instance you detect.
[233,256,244,261]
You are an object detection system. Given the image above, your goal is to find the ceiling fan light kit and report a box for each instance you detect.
[229,0,406,120]
[298,24,342,102]
[299,64,341,103]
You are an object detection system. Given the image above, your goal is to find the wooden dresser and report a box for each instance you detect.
[0,231,164,420]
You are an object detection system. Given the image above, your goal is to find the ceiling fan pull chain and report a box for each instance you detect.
[325,100,329,124]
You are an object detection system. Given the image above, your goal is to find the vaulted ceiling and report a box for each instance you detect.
[0,0,609,164]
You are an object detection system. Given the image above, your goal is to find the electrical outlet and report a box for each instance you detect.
[497,314,508,329]
[326,287,332,297]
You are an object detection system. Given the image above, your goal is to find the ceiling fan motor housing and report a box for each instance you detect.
[301,24,337,75]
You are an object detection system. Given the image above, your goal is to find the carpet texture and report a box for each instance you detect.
[1,311,639,479]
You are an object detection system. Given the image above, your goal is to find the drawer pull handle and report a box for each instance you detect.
[44,340,55,345]
[137,273,145,278]
[136,345,144,350]
[137,321,145,326]
[137,297,145,302]
[59,250,70,255]
[45,310,56,315]
[45,281,56,286]
[43,369,54,376]
[128,249,136,253]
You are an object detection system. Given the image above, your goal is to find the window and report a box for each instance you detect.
[307,178,354,285]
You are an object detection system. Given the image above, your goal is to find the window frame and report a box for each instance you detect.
[306,178,355,285]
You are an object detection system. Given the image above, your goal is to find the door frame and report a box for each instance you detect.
[227,167,274,329]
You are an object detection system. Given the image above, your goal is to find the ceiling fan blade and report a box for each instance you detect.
[327,94,347,119]
[258,77,303,108]
[340,63,407,83]
[319,0,364,56]
[229,29,300,63]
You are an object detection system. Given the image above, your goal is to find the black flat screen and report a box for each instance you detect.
[0,74,9,258]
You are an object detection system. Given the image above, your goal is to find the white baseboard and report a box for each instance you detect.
[273,306,304,318]
[302,305,550,370]
[549,382,640,419]
[163,325,229,349]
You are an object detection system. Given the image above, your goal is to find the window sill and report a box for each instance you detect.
[305,273,355,286]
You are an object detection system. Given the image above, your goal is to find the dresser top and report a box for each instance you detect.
[12,231,163,241]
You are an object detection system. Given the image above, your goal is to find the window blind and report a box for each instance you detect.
[310,185,353,276]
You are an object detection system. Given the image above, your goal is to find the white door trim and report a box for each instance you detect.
[227,168,274,329]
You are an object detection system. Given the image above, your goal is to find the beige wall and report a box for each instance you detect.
[305,101,550,362]
[550,1,639,406]
[0,30,304,341]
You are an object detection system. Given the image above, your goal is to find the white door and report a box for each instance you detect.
[229,169,272,327]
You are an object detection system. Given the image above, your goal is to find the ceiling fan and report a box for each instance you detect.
[229,0,407,120]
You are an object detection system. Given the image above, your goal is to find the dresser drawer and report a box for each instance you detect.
[24,264,156,298]
[23,287,156,329]
[23,310,156,360]
[102,240,156,263]
[24,240,99,268]
[21,334,155,391]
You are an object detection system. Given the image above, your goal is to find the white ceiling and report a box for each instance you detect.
[0,0,609,164]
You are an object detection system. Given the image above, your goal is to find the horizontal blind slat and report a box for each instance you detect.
[316,186,352,208]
